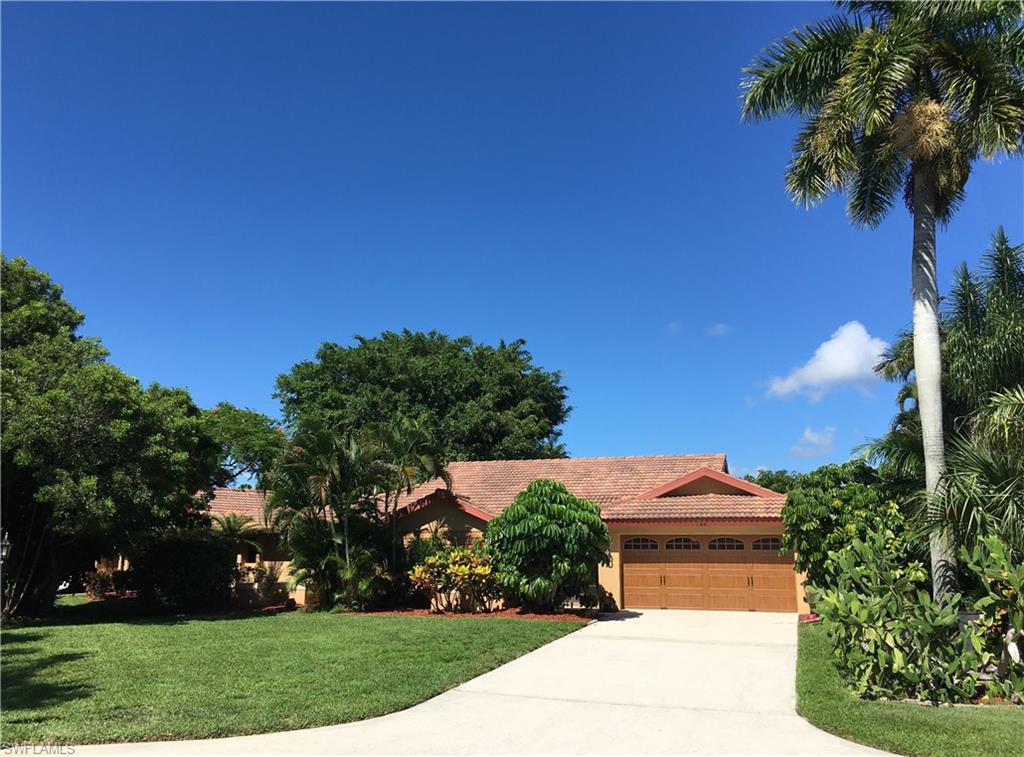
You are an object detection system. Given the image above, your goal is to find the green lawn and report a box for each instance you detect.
[1,601,584,745]
[797,622,1023,757]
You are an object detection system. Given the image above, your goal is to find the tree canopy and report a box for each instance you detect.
[275,330,570,461]
[203,402,286,487]
[1,256,221,617]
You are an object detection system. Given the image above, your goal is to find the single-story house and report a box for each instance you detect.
[210,453,808,613]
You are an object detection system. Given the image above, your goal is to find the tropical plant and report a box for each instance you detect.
[811,533,985,704]
[868,230,1024,555]
[781,461,912,590]
[264,427,391,608]
[372,414,450,571]
[742,2,1024,598]
[212,513,262,557]
[964,536,1024,699]
[409,544,500,613]
[486,479,610,612]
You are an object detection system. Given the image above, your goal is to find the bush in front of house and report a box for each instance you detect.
[781,461,912,590]
[409,544,500,613]
[133,530,236,613]
[486,479,610,613]
[812,531,1024,705]
[812,532,986,704]
[964,536,1024,701]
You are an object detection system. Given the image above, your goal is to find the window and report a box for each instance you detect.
[708,537,744,551]
[665,537,699,551]
[623,537,658,551]
[753,537,782,552]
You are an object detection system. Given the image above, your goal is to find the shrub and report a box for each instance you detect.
[812,533,986,704]
[133,531,236,613]
[83,570,114,600]
[486,479,610,613]
[782,461,910,590]
[964,537,1024,700]
[282,512,392,610]
[409,545,500,613]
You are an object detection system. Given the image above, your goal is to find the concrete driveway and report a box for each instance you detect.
[77,610,885,756]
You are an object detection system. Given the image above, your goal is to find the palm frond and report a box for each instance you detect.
[741,15,864,121]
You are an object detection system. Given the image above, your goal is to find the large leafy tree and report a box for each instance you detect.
[203,402,287,487]
[1,257,221,617]
[741,1,1024,597]
[275,330,570,461]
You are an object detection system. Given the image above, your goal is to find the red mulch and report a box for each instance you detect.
[353,608,597,622]
[799,612,821,624]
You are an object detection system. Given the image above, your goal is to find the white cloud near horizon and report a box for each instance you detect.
[705,323,734,337]
[789,426,835,458]
[767,321,888,401]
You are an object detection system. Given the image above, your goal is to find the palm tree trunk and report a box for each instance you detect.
[910,162,956,601]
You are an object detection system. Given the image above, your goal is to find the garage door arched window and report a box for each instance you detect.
[708,537,745,551]
[623,537,658,551]
[665,537,699,551]
[753,537,782,552]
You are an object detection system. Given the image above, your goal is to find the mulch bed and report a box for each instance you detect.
[353,608,598,622]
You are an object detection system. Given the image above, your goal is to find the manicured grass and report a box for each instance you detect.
[797,622,1023,757]
[1,602,584,745]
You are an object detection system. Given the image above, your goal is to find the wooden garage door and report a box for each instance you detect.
[622,535,796,612]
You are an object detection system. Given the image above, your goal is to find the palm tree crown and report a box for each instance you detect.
[741,1,1024,224]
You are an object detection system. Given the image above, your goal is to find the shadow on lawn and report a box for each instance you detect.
[1,648,95,720]
[9,596,280,629]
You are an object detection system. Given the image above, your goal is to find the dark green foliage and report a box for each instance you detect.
[781,461,911,589]
[486,479,610,612]
[203,402,287,486]
[742,4,1024,225]
[133,531,236,613]
[1,257,221,618]
[812,533,982,704]
[275,330,570,460]
[963,537,1024,700]
[743,468,800,493]
[868,230,1024,552]
[798,622,1023,757]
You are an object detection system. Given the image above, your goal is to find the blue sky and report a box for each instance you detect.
[3,2,1022,475]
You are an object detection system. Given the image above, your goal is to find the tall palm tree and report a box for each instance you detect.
[372,414,450,571]
[741,2,1024,598]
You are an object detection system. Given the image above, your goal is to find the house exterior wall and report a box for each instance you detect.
[399,498,488,546]
[601,522,809,613]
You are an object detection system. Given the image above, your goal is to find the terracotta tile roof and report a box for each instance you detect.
[600,494,786,521]
[398,454,728,516]
[208,488,268,526]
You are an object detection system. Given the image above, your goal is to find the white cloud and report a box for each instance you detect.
[666,321,683,335]
[767,321,887,401]
[705,323,734,337]
[789,426,835,458]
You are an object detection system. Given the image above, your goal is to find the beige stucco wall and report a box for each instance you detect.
[601,522,807,613]
[400,498,488,546]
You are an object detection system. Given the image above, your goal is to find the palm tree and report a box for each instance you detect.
[264,426,378,572]
[867,228,1024,563]
[741,2,1024,598]
[211,513,262,559]
[372,414,451,571]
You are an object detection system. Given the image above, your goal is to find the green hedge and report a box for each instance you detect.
[133,531,236,612]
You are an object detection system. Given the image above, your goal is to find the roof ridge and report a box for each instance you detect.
[445,453,726,465]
